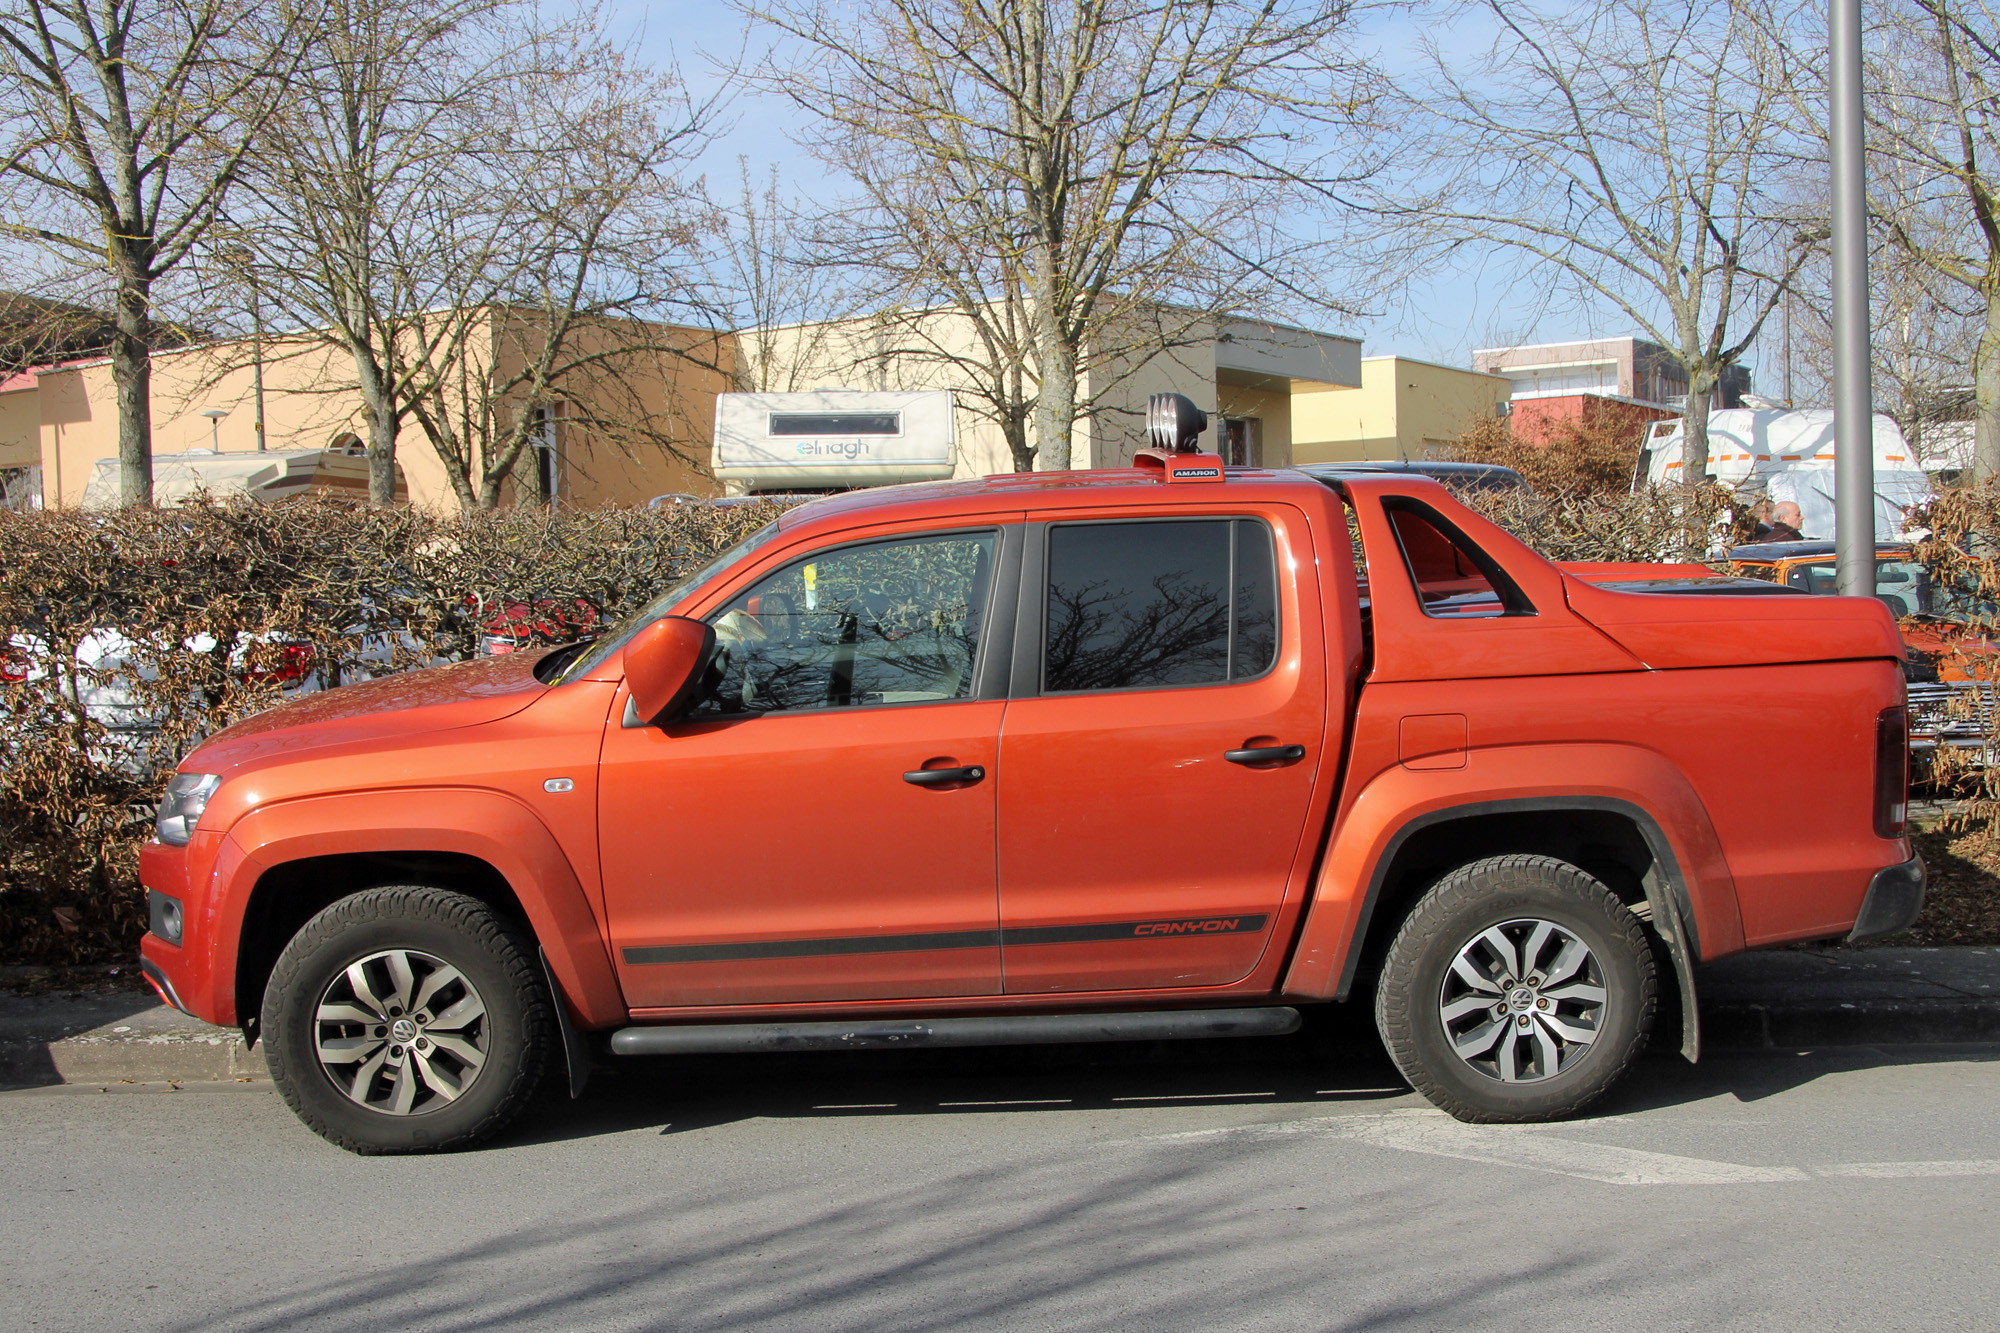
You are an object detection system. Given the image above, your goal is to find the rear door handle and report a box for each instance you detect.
[903,765,985,786]
[1225,745,1305,765]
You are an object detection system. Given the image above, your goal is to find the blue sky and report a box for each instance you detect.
[605,0,1790,388]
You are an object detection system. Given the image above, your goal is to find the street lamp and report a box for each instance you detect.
[200,408,230,452]
[1831,0,1876,597]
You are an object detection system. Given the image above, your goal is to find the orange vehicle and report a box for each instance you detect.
[138,394,1922,1153]
[1725,540,2000,754]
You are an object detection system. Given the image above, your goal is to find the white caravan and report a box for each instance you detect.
[713,390,956,493]
[1638,409,1933,541]
[78,444,406,508]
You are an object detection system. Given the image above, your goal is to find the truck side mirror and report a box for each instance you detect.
[624,616,717,725]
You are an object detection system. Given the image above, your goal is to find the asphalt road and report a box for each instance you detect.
[7,1040,2000,1332]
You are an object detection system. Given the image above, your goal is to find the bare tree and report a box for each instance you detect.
[1374,0,1817,483]
[222,0,719,506]
[1858,0,2000,477]
[0,0,315,503]
[747,0,1371,470]
[718,160,855,393]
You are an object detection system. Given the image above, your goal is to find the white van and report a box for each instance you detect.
[1637,409,1933,541]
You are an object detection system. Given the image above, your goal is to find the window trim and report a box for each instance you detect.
[1021,515,1283,700]
[683,524,1015,719]
[1382,496,1537,619]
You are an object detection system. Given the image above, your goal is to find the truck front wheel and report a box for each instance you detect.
[1375,854,1657,1123]
[262,886,553,1154]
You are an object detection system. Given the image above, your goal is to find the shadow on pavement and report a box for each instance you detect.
[502,1002,2000,1150]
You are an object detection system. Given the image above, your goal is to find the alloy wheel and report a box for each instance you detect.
[313,948,489,1115]
[1437,917,1606,1083]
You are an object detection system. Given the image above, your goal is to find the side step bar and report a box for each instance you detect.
[609,1006,1300,1057]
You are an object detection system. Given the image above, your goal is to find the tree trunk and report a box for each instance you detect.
[351,351,400,504]
[1032,291,1077,471]
[111,271,154,506]
[1678,367,1714,487]
[1002,412,1035,473]
[1975,293,2000,481]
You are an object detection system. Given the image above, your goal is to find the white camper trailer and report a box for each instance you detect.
[1637,409,1933,542]
[78,444,406,508]
[713,390,956,493]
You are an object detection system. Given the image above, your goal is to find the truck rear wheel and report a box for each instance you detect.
[1374,854,1656,1123]
[262,886,553,1154]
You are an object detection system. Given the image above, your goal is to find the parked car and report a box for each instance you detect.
[139,395,1918,1153]
[1295,460,1530,494]
[1726,540,2000,753]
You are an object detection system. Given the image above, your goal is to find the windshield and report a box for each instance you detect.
[554,521,781,683]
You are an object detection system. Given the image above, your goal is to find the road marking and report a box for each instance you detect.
[1815,1160,2000,1179]
[936,1098,1072,1107]
[1152,1110,2000,1186]
[1113,1091,1278,1102]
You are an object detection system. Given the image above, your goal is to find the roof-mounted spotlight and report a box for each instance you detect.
[1148,392,1209,453]
[1137,392,1225,484]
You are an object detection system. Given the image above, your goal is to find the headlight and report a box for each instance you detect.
[155,773,221,845]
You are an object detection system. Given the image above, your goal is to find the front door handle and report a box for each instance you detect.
[1225,745,1305,765]
[903,765,986,786]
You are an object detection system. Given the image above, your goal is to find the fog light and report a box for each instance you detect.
[148,890,184,946]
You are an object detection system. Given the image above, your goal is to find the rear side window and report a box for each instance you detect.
[1386,500,1533,619]
[1043,519,1278,693]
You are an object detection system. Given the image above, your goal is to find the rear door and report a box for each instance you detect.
[994,508,1328,993]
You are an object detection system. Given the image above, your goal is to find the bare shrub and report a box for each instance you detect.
[1432,414,1648,500]
[0,496,771,964]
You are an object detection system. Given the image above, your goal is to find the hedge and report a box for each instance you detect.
[0,497,773,965]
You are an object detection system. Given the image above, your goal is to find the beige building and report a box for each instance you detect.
[1,304,1365,509]
[740,311,1361,476]
[1290,355,1512,463]
[0,307,729,511]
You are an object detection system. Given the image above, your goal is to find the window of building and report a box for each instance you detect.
[697,530,996,715]
[1043,519,1278,693]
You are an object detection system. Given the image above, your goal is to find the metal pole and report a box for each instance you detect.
[1831,0,1876,597]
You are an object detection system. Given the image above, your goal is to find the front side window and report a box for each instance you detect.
[557,522,781,684]
[696,531,996,715]
[1043,519,1278,694]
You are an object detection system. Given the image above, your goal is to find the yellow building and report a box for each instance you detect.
[1290,355,1511,463]
[0,307,729,511]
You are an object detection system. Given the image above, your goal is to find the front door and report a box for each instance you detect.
[996,512,1326,993]
[600,527,1007,1008]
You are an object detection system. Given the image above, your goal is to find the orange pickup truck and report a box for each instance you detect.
[139,395,1921,1154]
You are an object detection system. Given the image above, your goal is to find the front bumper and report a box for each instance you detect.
[1848,854,1927,944]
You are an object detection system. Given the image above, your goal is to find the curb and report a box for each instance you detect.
[5,946,1999,1089]
[0,990,267,1089]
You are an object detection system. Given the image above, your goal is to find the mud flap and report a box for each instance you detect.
[539,949,593,1098]
[1642,873,1701,1062]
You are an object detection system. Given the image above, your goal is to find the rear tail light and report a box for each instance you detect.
[244,641,315,684]
[1875,705,1909,839]
[0,647,26,684]
[481,635,519,656]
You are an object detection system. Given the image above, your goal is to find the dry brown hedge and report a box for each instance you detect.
[0,496,773,965]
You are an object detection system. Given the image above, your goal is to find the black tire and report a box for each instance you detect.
[1374,854,1656,1123]
[262,886,553,1154]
